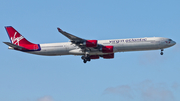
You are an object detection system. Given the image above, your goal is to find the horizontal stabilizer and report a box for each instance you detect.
[3,42,28,50]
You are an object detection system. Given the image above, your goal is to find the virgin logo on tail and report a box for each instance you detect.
[11,32,24,45]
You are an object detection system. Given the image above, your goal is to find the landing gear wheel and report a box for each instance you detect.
[81,56,85,60]
[83,59,87,63]
[160,52,163,55]
[87,57,91,61]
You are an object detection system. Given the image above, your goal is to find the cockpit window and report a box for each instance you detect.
[169,39,172,41]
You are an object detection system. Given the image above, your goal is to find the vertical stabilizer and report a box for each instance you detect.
[5,26,40,50]
[5,26,33,45]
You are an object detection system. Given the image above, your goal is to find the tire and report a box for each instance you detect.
[83,59,87,63]
[87,57,91,61]
[160,52,163,55]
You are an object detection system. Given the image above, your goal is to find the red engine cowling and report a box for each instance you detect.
[90,55,99,59]
[83,40,97,47]
[103,53,114,59]
[101,46,113,53]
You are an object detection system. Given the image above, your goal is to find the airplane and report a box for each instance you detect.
[3,26,176,63]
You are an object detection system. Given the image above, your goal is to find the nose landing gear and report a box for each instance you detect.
[160,49,164,55]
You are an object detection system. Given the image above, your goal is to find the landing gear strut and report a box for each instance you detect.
[160,49,164,55]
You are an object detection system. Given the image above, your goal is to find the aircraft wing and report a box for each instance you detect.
[57,28,85,42]
[3,42,28,50]
[57,28,102,50]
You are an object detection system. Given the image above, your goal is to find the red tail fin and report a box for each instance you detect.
[5,26,40,50]
[5,26,33,45]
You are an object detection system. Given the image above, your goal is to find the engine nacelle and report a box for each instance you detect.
[83,40,97,47]
[103,53,114,59]
[90,55,99,59]
[100,46,113,53]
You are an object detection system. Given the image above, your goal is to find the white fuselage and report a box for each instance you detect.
[27,37,176,56]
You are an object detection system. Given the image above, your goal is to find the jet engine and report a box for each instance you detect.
[103,53,114,59]
[100,46,113,53]
[90,55,99,59]
[83,40,97,47]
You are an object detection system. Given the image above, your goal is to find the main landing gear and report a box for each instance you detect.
[81,54,91,63]
[160,49,164,55]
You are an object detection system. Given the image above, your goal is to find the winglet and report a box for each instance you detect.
[57,27,62,32]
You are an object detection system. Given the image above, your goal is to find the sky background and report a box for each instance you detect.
[0,0,180,101]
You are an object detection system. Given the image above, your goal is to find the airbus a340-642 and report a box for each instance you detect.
[4,26,176,63]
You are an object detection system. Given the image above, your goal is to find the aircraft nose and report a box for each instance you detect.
[171,41,176,46]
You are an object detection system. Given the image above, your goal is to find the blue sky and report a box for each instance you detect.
[0,0,180,101]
